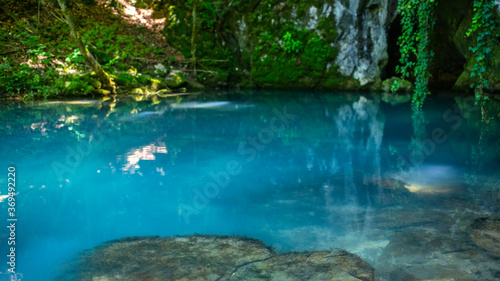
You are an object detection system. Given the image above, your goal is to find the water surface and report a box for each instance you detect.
[1,91,500,280]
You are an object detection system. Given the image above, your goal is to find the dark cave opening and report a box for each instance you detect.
[383,14,402,80]
[383,11,467,91]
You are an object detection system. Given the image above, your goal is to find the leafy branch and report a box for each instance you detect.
[393,0,437,110]
[466,0,499,123]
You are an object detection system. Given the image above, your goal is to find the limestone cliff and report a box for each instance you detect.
[156,0,499,92]
[160,0,397,90]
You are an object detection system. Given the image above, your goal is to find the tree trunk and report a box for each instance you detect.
[56,0,115,93]
[191,0,197,76]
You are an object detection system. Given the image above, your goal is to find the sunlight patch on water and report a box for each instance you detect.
[404,183,454,194]
[121,142,168,174]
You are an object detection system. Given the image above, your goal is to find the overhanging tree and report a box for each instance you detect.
[56,0,115,93]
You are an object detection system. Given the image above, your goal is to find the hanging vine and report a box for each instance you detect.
[466,0,499,123]
[392,0,437,110]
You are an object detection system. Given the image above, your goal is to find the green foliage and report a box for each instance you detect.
[251,27,333,88]
[1,65,58,98]
[0,60,97,98]
[55,74,95,95]
[112,72,140,88]
[162,0,341,88]
[197,0,224,31]
[282,31,303,54]
[65,48,85,64]
[0,1,180,98]
[395,0,437,110]
[391,79,400,92]
[466,0,499,123]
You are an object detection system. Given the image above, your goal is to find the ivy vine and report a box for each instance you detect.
[393,0,437,110]
[467,0,499,123]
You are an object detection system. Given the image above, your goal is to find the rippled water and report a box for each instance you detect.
[1,91,500,280]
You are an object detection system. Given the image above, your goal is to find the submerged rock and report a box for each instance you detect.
[57,235,374,281]
[377,228,500,281]
[468,218,500,256]
[363,177,417,207]
[230,250,374,281]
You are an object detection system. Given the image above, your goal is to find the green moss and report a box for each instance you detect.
[454,45,500,91]
[160,1,344,90]
[165,71,186,88]
[149,78,167,91]
[382,77,414,93]
[320,76,360,90]
[249,24,336,89]
[112,73,140,88]
[131,88,144,95]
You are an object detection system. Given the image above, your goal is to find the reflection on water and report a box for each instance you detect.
[121,142,168,174]
[0,92,500,280]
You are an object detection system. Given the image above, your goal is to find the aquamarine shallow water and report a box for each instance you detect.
[1,91,500,280]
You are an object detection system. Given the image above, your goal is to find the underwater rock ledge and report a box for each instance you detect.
[57,234,374,281]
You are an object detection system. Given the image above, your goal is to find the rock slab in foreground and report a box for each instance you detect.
[57,235,374,281]
[468,218,500,256]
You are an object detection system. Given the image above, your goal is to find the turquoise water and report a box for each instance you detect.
[1,91,500,280]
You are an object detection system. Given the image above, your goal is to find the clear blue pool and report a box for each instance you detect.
[1,91,500,280]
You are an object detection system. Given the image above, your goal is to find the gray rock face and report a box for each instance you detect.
[57,235,374,281]
[333,0,396,86]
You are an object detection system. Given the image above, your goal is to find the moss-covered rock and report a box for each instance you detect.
[130,88,144,95]
[381,77,413,93]
[165,71,187,88]
[451,0,500,91]
[155,89,172,95]
[94,88,111,95]
[149,78,165,91]
[454,44,500,91]
[112,73,140,88]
